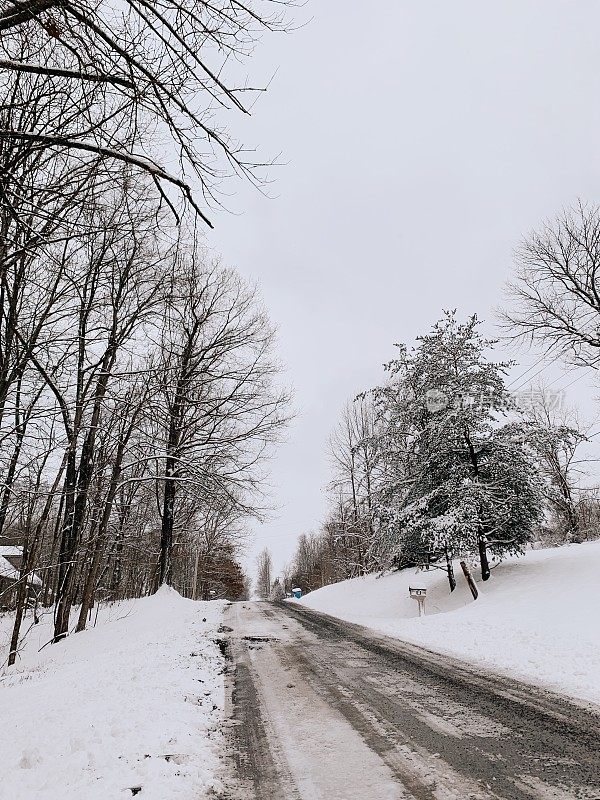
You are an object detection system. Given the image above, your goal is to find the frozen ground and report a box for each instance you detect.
[0,587,227,800]
[298,541,600,706]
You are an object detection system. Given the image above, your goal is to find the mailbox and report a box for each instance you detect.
[409,586,427,616]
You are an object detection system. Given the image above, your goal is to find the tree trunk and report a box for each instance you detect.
[54,346,118,642]
[43,489,65,607]
[157,454,176,589]
[54,562,77,642]
[445,544,456,592]
[156,399,181,590]
[76,534,105,632]
[53,447,78,641]
[478,534,490,581]
[0,373,26,537]
[77,439,126,632]
[192,546,202,601]
[7,571,29,666]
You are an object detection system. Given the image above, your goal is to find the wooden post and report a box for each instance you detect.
[445,545,456,592]
[460,560,478,600]
[192,546,201,601]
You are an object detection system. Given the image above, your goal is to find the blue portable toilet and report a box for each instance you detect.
[292,587,302,599]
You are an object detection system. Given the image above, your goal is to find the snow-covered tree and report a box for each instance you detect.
[269,578,285,601]
[371,312,545,587]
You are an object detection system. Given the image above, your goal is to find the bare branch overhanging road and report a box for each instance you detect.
[217,602,600,800]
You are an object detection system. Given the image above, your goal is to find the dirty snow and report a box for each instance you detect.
[298,541,600,706]
[0,587,227,799]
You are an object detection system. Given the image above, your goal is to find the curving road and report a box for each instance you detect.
[217,602,600,800]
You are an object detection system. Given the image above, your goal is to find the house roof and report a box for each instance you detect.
[0,554,42,586]
[0,554,19,581]
[0,546,22,557]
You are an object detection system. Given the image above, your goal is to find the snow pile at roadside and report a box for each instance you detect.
[0,587,227,800]
[298,541,600,706]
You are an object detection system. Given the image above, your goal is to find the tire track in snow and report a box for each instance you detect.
[219,602,600,800]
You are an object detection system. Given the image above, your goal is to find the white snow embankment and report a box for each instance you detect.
[298,541,600,706]
[0,587,228,800]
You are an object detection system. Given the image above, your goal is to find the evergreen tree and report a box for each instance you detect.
[371,312,545,587]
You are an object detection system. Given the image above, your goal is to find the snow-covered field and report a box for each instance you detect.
[298,541,600,707]
[0,587,227,800]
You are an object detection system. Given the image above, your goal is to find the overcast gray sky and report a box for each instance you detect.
[208,0,600,576]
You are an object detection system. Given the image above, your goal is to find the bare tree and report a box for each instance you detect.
[255,546,272,600]
[0,80,291,660]
[0,0,292,219]
[151,252,288,589]
[521,384,589,543]
[18,178,171,641]
[188,498,246,601]
[504,202,600,369]
[327,396,378,576]
[0,69,104,430]
[75,378,152,632]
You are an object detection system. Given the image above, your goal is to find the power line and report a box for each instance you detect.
[506,356,551,390]
[506,317,600,393]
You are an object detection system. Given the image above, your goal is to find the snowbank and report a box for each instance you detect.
[299,541,600,706]
[0,588,227,799]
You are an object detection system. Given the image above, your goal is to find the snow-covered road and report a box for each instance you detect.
[218,602,600,800]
